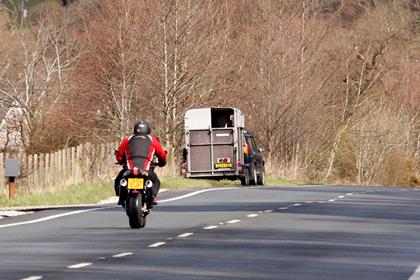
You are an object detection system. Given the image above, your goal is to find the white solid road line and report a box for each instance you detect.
[20,276,43,280]
[247,213,259,217]
[178,232,194,238]
[227,219,241,224]
[159,187,239,203]
[203,225,218,230]
[112,252,133,258]
[408,265,420,280]
[148,242,166,248]
[67,262,92,269]
[0,188,239,229]
[0,207,112,229]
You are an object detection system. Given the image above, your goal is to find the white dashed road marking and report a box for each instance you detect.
[227,219,241,224]
[328,199,335,202]
[247,214,259,217]
[293,203,302,207]
[346,193,353,195]
[67,263,92,269]
[278,207,289,210]
[112,252,133,258]
[203,225,218,230]
[177,232,194,238]
[20,276,43,280]
[338,196,345,198]
[148,242,166,248]
[264,210,273,213]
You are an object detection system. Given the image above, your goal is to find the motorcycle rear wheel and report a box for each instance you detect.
[127,195,146,229]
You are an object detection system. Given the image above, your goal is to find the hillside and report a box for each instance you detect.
[0,0,418,186]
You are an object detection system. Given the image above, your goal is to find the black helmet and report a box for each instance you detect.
[133,121,151,135]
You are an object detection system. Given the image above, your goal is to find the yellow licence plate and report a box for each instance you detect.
[214,162,233,169]
[128,178,144,189]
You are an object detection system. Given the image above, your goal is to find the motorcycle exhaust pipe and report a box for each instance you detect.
[120,178,127,187]
[145,180,153,188]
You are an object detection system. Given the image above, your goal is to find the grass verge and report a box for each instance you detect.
[0,181,114,208]
[0,176,304,208]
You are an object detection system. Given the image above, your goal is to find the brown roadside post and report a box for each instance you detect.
[8,177,16,199]
[5,159,20,199]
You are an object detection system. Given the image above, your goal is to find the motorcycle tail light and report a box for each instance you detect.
[133,168,139,176]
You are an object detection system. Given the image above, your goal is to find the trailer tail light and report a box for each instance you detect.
[217,157,231,163]
[215,157,233,169]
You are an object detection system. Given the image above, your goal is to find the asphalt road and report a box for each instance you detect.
[1,185,420,280]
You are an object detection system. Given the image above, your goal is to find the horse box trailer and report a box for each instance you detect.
[183,107,265,185]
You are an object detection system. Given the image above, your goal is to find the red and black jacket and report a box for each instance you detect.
[116,134,167,172]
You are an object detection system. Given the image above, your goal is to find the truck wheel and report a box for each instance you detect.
[240,169,250,186]
[257,168,265,186]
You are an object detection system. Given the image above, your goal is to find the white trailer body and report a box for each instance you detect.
[184,107,245,178]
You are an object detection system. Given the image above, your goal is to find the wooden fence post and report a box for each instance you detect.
[45,153,50,190]
[0,153,4,195]
[39,154,44,192]
[33,154,38,193]
[28,154,33,193]
[76,144,82,184]
[52,152,56,189]
[71,147,76,185]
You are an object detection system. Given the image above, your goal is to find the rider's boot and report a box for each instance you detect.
[118,186,127,207]
[152,195,158,205]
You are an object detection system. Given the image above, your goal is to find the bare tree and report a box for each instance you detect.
[0,9,79,151]
[139,0,232,166]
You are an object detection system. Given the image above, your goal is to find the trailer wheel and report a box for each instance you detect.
[240,169,250,186]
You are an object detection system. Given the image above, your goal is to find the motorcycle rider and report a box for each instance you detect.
[115,121,167,206]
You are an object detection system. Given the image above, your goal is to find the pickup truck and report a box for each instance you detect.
[183,107,265,186]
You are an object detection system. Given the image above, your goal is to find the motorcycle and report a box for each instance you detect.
[119,167,155,229]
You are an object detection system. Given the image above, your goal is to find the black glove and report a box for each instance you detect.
[158,159,166,167]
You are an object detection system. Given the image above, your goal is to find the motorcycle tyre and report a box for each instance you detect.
[127,195,146,229]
